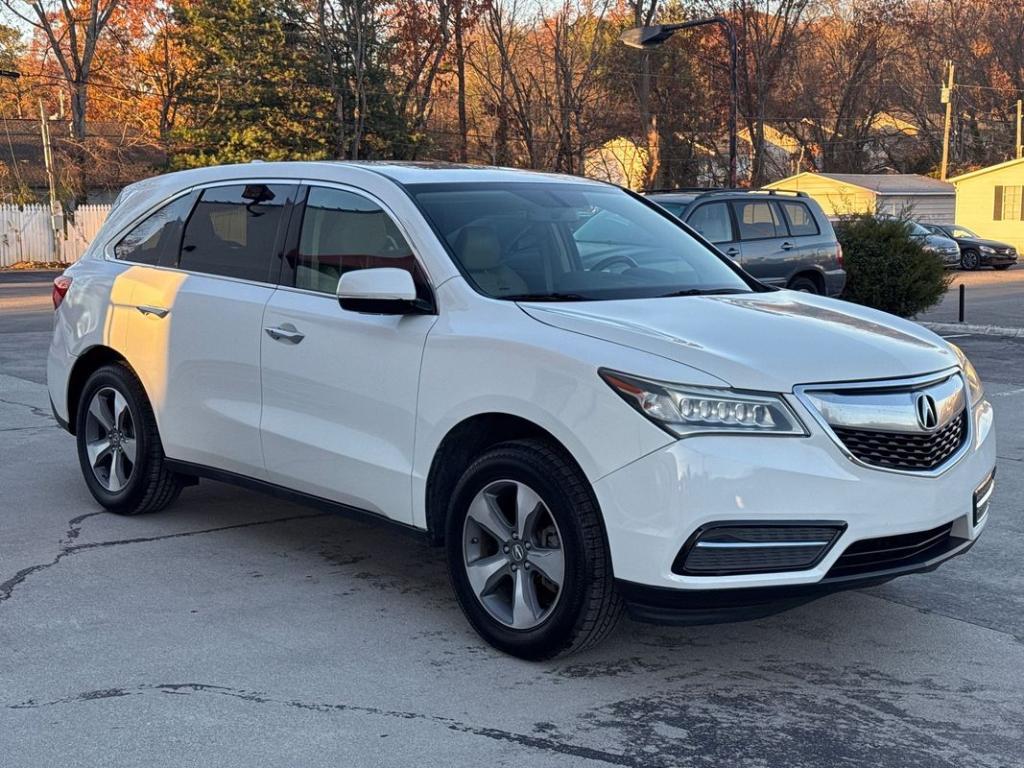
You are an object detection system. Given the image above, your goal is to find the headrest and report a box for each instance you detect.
[454,225,502,271]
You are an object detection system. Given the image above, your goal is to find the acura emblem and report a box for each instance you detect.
[915,393,939,431]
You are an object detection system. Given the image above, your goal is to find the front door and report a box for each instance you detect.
[260,185,438,522]
[684,201,741,262]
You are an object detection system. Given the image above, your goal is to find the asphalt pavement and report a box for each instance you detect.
[1,269,1022,767]
[916,265,1024,327]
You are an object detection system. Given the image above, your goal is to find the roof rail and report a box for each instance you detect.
[644,187,808,199]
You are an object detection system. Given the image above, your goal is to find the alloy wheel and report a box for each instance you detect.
[84,386,138,493]
[462,479,565,630]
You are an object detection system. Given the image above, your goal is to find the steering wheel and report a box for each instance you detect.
[591,254,639,272]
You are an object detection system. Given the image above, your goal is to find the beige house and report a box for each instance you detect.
[949,157,1024,252]
[764,172,955,222]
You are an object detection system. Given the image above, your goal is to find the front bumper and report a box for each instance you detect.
[980,252,1017,266]
[618,532,975,625]
[593,394,996,620]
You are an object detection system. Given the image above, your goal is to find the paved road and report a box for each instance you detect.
[2,274,1023,767]
[916,265,1024,327]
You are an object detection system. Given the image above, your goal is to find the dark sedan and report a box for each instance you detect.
[922,224,1018,271]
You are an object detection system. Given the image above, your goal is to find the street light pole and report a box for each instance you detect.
[621,17,739,188]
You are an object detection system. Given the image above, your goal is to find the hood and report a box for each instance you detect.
[520,292,957,392]
[923,234,959,251]
[958,237,1015,251]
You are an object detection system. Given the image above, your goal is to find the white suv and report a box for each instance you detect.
[48,162,996,659]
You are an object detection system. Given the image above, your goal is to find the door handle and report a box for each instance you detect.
[724,247,740,257]
[264,324,305,344]
[136,305,169,318]
[781,242,794,251]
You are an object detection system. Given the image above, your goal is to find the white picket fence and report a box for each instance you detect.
[0,204,111,267]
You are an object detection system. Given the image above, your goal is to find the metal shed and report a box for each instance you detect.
[763,172,956,223]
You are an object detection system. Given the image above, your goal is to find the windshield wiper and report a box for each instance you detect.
[658,288,747,298]
[503,292,590,302]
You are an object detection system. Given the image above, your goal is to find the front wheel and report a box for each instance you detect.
[445,440,622,659]
[960,249,980,270]
[76,363,184,515]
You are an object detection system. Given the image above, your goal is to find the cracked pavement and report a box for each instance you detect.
[2,271,1023,767]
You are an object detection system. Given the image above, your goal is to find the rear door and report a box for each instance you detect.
[730,198,789,285]
[259,184,438,523]
[124,181,299,478]
[683,201,741,262]
[777,198,832,276]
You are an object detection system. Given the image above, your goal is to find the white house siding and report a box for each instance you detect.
[875,194,955,224]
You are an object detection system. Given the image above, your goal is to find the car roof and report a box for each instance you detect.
[645,189,808,205]
[121,161,605,195]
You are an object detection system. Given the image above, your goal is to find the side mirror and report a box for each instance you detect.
[336,268,428,314]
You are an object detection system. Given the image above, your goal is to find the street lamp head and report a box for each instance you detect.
[619,25,676,49]
[0,69,22,80]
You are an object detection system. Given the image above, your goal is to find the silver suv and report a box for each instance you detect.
[646,189,846,296]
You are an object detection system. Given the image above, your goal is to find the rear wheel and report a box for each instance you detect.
[787,275,819,294]
[445,440,622,659]
[76,364,183,515]
[960,249,980,270]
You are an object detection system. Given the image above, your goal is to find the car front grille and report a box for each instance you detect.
[826,522,954,578]
[832,409,967,471]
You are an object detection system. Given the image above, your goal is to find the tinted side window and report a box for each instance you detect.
[779,201,820,236]
[114,195,194,265]
[294,187,430,301]
[733,200,785,240]
[685,202,733,244]
[179,184,295,281]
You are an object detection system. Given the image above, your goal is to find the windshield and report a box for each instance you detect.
[907,221,932,237]
[407,182,752,301]
[951,226,978,238]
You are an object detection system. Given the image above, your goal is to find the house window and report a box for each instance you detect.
[994,185,1023,221]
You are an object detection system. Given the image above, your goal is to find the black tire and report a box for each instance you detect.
[445,439,623,659]
[960,249,980,270]
[993,264,1012,271]
[787,275,819,294]
[75,363,183,515]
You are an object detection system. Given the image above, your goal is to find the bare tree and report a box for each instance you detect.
[4,0,122,195]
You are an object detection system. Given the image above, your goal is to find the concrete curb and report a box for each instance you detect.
[919,321,1024,338]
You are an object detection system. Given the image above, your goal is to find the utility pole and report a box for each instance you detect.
[1016,99,1022,160]
[39,98,63,263]
[940,61,955,180]
[621,17,739,188]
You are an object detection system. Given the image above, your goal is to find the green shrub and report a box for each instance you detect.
[835,214,952,318]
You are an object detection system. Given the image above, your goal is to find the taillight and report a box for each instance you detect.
[836,242,844,268]
[52,275,72,309]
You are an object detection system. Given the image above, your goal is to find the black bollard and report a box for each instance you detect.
[958,283,965,323]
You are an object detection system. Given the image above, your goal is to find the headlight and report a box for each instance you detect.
[979,245,995,254]
[600,370,807,437]
[950,344,984,405]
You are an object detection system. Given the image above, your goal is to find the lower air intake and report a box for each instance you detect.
[826,522,954,578]
[674,523,845,576]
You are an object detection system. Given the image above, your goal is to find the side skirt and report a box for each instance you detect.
[164,459,431,543]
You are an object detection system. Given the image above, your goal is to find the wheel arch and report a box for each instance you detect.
[424,412,587,545]
[65,345,136,435]
[787,268,825,293]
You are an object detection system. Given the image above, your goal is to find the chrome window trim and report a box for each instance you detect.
[793,367,973,478]
[103,178,305,287]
